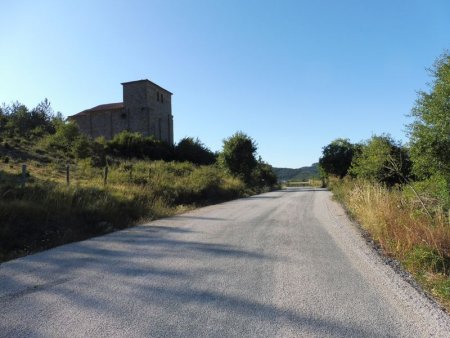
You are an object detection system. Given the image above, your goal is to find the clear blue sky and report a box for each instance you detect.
[1,0,449,168]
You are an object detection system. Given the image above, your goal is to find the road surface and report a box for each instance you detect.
[1,187,449,337]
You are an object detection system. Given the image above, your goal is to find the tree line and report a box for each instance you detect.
[319,52,449,211]
[0,100,277,190]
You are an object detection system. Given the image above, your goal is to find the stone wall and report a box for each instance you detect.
[72,114,91,137]
[122,80,173,144]
[111,109,128,137]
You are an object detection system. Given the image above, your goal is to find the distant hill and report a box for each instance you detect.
[273,163,319,181]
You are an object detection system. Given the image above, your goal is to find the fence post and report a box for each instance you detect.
[66,164,70,186]
[104,166,108,186]
[21,164,27,188]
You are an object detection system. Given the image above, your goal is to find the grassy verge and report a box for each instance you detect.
[0,159,254,262]
[330,178,450,311]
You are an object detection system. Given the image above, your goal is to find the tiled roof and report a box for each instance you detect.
[69,102,124,118]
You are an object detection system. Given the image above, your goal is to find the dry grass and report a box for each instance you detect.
[0,159,251,262]
[330,178,450,310]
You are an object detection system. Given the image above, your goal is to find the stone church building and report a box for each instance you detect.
[69,79,173,144]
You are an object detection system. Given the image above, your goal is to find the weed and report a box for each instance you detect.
[330,178,450,311]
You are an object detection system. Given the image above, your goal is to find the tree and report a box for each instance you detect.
[30,98,55,133]
[408,52,450,182]
[175,137,216,165]
[220,131,257,183]
[0,104,8,133]
[0,100,56,137]
[252,158,278,188]
[349,135,411,186]
[319,138,355,178]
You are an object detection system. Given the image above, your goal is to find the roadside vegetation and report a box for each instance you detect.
[319,52,450,310]
[0,101,278,262]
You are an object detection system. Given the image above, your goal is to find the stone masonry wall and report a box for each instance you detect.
[123,80,173,144]
[71,80,173,143]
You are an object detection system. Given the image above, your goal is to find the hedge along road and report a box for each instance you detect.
[1,187,449,337]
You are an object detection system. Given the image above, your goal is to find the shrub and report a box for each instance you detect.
[43,120,81,153]
[175,137,216,165]
[73,135,92,159]
[404,246,447,274]
[409,174,450,211]
[107,131,174,160]
[90,138,107,167]
[349,135,411,186]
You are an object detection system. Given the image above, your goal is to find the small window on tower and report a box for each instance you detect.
[161,94,164,103]
[156,92,160,102]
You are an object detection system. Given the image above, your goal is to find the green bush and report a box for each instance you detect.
[409,174,450,211]
[349,135,411,186]
[73,135,93,159]
[42,120,81,153]
[404,246,447,274]
[175,137,216,165]
[107,130,174,160]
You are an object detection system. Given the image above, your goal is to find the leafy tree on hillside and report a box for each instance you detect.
[0,99,55,137]
[175,137,216,165]
[319,138,356,178]
[408,52,450,182]
[0,105,7,133]
[349,135,411,186]
[220,131,257,183]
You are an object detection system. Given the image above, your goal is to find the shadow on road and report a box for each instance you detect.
[1,202,375,337]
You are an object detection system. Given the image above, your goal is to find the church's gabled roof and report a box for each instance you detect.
[68,102,124,118]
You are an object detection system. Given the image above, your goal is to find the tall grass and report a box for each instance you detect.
[0,160,250,262]
[330,178,450,309]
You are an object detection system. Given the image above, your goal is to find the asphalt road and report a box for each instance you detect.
[1,187,449,337]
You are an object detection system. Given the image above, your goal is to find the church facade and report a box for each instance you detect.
[69,79,173,144]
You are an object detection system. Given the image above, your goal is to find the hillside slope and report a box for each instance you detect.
[273,163,319,181]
